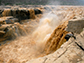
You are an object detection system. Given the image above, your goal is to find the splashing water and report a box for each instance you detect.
[32,12,60,44]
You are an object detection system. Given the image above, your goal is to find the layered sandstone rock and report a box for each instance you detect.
[66,18,84,34]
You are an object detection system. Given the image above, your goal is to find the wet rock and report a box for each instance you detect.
[5,20,14,24]
[0,31,5,36]
[0,10,4,17]
[11,9,35,20]
[0,16,19,24]
[5,16,13,19]
[0,16,14,24]
[0,10,4,14]
[34,9,42,14]
[0,24,12,31]
[8,18,19,22]
[65,32,76,41]
[44,7,52,11]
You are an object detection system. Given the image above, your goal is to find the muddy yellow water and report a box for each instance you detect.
[0,6,84,63]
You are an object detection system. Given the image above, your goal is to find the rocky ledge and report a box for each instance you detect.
[26,18,84,63]
[26,31,84,63]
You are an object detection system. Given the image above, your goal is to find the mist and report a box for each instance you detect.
[0,0,84,5]
[47,0,61,5]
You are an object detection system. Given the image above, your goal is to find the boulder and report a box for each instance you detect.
[66,18,84,34]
